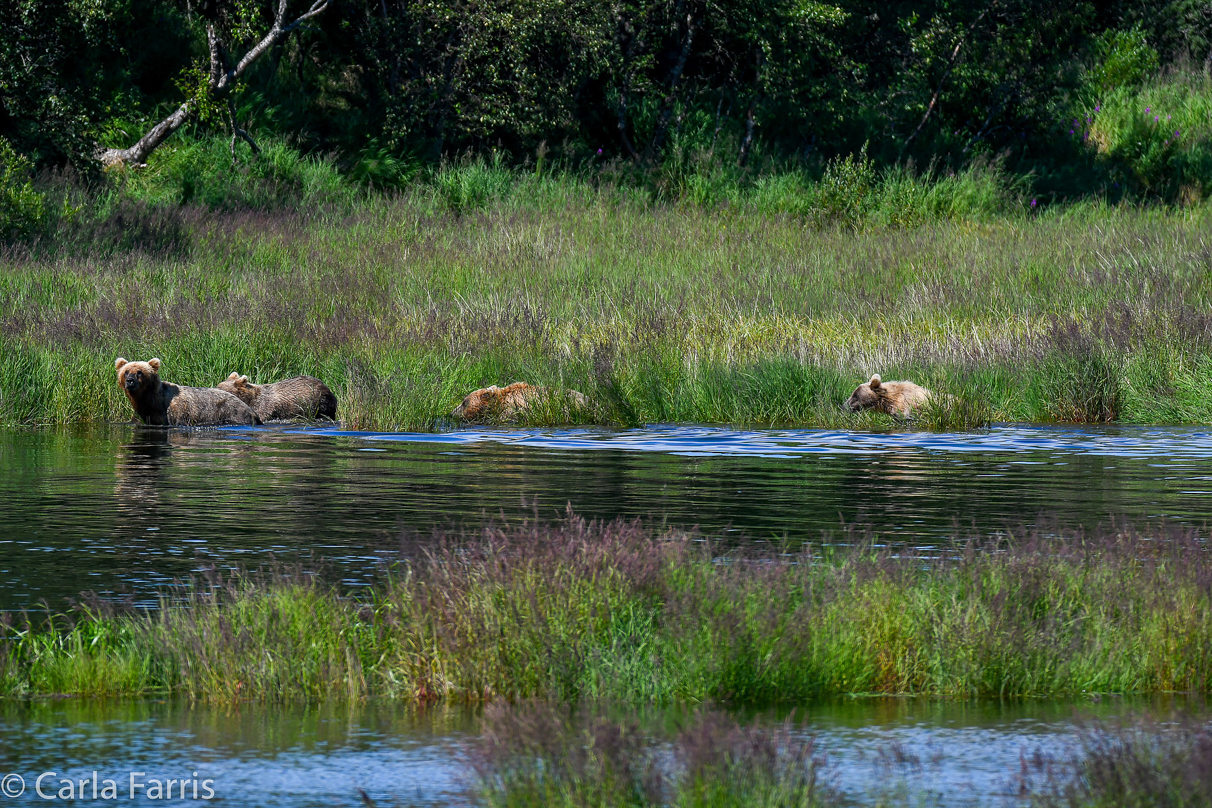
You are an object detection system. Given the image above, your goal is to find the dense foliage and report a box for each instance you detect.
[3,0,1211,200]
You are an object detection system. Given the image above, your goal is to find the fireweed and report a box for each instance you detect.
[3,514,1212,703]
[4,191,1212,429]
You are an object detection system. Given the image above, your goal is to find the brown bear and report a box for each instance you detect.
[452,382,589,423]
[845,374,932,418]
[217,373,338,421]
[115,358,260,426]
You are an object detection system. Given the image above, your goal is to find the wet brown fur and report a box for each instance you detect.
[218,373,338,421]
[115,358,259,426]
[452,382,588,423]
[845,374,932,418]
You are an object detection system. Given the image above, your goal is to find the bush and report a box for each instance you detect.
[810,144,875,229]
[1078,71,1212,200]
[1088,27,1159,92]
[121,136,354,211]
[428,156,516,214]
[0,139,50,242]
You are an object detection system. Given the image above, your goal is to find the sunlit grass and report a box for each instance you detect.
[4,516,1212,704]
[4,164,1212,429]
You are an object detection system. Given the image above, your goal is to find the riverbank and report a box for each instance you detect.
[5,515,1211,703]
[4,184,1212,430]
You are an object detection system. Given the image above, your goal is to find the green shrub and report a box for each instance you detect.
[429,156,516,214]
[1088,27,1159,92]
[1080,72,1212,200]
[122,136,354,210]
[0,139,50,241]
[810,144,875,229]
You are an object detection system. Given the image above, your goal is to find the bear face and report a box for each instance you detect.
[115,357,162,398]
[845,374,887,412]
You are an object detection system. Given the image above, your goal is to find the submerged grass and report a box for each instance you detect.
[5,183,1212,429]
[462,702,1212,808]
[1029,717,1212,808]
[4,515,1212,704]
[468,703,830,808]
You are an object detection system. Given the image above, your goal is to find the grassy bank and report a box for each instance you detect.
[4,515,1212,703]
[5,168,1212,429]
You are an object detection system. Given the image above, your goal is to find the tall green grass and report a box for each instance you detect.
[4,516,1212,704]
[4,129,1212,430]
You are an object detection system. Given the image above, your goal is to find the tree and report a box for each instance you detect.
[100,0,329,167]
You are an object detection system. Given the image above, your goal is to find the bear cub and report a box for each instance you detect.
[115,358,259,426]
[845,374,932,418]
[218,373,338,421]
[452,382,589,423]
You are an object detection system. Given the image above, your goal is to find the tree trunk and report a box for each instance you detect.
[99,0,330,168]
[643,12,696,163]
[99,102,193,167]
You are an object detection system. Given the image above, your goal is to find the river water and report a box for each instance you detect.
[2,423,1211,608]
[0,695,1201,807]
[2,422,1211,805]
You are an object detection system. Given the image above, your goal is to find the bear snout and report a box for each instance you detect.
[124,374,141,390]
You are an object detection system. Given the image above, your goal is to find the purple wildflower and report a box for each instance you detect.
[1030,198,1037,207]
[1095,105,1101,112]
[1155,116,1159,121]
[597,148,603,155]
[1146,107,1151,113]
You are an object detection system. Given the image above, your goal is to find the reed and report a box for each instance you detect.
[4,515,1212,704]
[4,172,1212,429]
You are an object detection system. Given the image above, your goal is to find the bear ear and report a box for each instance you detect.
[239,375,249,383]
[148,358,161,372]
[227,372,240,381]
[869,374,882,388]
[114,358,128,371]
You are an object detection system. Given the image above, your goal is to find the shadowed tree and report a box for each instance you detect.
[100,0,330,167]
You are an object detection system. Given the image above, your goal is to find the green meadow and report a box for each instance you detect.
[4,156,1212,431]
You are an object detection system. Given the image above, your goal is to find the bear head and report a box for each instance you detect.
[845,374,887,412]
[217,372,258,405]
[451,385,500,419]
[115,357,162,398]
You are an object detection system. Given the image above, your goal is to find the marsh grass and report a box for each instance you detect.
[4,514,1212,704]
[5,158,1212,428]
[469,703,830,808]
[1030,718,1212,808]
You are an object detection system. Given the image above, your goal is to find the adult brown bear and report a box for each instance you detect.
[115,358,259,426]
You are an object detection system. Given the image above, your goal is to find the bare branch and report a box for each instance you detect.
[644,12,696,163]
[228,97,261,162]
[99,102,192,167]
[101,0,329,167]
[900,3,996,156]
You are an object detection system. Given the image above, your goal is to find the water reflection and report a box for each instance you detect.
[2,423,1212,608]
[0,696,1202,807]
